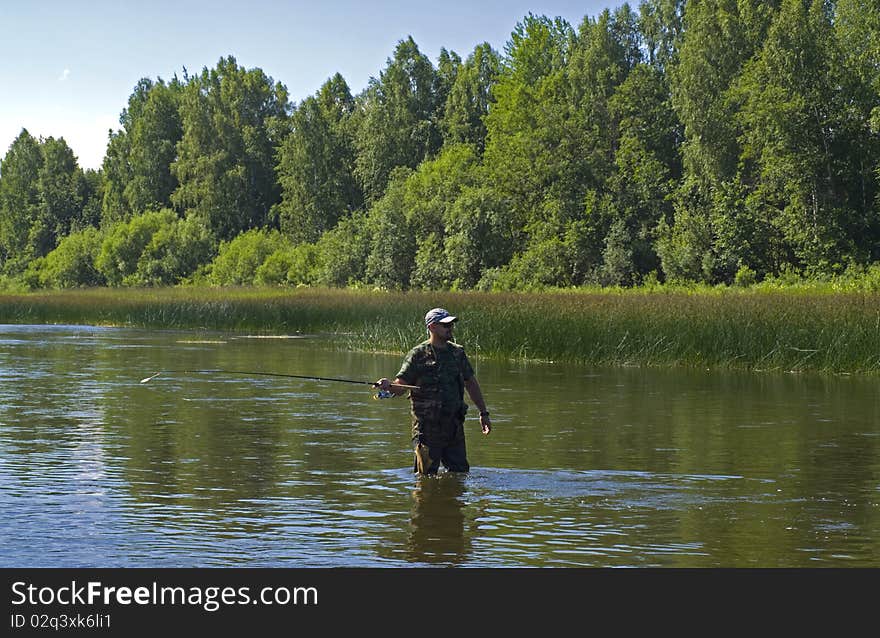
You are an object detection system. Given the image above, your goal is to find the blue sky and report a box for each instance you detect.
[1,1,620,170]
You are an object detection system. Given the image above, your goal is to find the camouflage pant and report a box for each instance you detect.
[412,413,469,474]
[413,438,469,475]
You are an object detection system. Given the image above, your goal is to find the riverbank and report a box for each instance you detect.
[1,286,878,374]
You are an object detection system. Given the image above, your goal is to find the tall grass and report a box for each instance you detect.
[1,286,879,374]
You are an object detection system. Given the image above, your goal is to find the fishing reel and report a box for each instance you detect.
[373,389,396,400]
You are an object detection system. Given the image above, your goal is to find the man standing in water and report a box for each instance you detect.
[377,308,491,475]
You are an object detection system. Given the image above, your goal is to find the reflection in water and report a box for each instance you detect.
[407,473,470,564]
[1,324,879,567]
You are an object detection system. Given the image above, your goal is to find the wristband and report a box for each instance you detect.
[479,411,490,417]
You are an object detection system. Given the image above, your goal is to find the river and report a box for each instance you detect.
[1,324,877,567]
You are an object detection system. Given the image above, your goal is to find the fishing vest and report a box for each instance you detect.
[400,341,471,425]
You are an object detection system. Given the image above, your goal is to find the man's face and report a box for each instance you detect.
[431,321,454,341]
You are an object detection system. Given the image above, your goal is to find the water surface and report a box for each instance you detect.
[1,324,877,566]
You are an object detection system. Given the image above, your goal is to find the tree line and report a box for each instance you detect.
[1,0,878,291]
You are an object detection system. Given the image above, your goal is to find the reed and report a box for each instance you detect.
[1,286,879,374]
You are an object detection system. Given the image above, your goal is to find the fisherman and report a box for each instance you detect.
[376,308,491,475]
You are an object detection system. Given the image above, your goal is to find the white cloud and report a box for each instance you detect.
[59,68,71,81]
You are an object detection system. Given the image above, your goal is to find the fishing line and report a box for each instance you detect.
[138,369,417,398]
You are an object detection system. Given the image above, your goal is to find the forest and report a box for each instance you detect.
[1,0,878,292]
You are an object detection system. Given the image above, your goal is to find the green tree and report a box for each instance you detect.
[1,131,97,275]
[482,13,576,287]
[442,43,501,151]
[732,0,877,272]
[671,0,777,183]
[0,129,42,273]
[601,63,681,284]
[354,37,440,204]
[638,0,685,70]
[79,169,104,231]
[402,144,481,288]
[564,7,647,283]
[659,0,780,282]
[255,243,321,286]
[444,185,520,289]
[33,137,86,258]
[124,78,183,215]
[364,168,416,289]
[834,0,880,258]
[434,47,462,126]
[101,77,183,224]
[274,74,361,244]
[484,13,575,216]
[101,127,132,225]
[485,9,654,287]
[172,56,290,241]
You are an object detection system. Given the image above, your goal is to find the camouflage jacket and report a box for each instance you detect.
[396,340,474,424]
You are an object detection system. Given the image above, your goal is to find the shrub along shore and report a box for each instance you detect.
[1,286,879,375]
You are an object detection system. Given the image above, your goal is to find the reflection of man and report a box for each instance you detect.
[407,474,470,564]
[377,308,491,475]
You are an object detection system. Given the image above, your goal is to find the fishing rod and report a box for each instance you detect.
[139,369,418,398]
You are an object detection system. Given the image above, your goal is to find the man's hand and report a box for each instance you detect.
[376,377,391,392]
[479,413,491,435]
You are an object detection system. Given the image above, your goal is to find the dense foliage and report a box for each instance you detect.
[2,1,878,291]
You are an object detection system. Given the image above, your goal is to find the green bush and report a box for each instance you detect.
[734,264,757,287]
[313,211,372,287]
[442,185,518,289]
[286,243,322,285]
[254,247,296,285]
[96,210,179,286]
[27,227,106,289]
[134,215,215,286]
[254,243,323,286]
[364,169,416,289]
[411,233,448,289]
[208,228,287,285]
[480,238,571,291]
